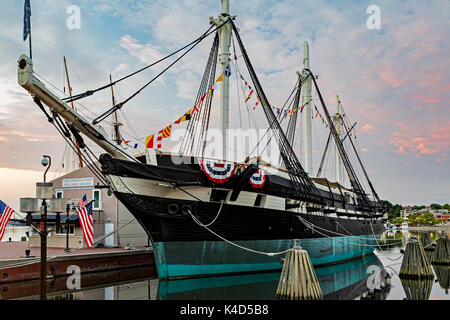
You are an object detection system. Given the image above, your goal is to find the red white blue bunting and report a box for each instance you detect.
[200,159,237,183]
[249,169,266,188]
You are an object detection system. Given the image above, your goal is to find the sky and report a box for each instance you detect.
[0,0,449,211]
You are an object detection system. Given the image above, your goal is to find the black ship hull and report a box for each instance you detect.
[100,154,385,279]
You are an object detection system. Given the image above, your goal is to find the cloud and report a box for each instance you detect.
[361,123,375,133]
[389,122,450,158]
[377,65,407,88]
[0,0,449,205]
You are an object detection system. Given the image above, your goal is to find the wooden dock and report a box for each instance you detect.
[0,242,156,285]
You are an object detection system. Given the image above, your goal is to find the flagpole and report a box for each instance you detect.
[29,26,32,59]
[28,0,32,59]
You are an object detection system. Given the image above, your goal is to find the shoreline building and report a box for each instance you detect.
[28,163,148,249]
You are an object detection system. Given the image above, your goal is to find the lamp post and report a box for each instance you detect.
[65,203,70,253]
[37,155,52,300]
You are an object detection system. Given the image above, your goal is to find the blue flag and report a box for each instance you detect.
[224,64,231,77]
[23,0,31,41]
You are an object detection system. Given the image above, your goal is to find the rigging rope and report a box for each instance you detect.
[230,19,323,204]
[306,69,372,211]
[92,29,217,126]
[63,24,222,103]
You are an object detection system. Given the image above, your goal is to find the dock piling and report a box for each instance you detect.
[399,236,433,280]
[276,240,322,300]
[432,265,450,294]
[420,232,434,252]
[430,231,450,266]
[400,277,433,300]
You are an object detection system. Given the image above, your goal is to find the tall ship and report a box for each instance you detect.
[18,0,386,280]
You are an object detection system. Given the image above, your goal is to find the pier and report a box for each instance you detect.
[0,242,156,285]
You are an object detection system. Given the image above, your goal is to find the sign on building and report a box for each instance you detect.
[62,177,94,188]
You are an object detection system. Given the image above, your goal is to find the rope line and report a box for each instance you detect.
[188,209,289,257]
[63,24,221,103]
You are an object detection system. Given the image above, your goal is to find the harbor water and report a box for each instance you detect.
[1,231,449,300]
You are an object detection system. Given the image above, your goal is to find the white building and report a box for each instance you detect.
[28,164,148,249]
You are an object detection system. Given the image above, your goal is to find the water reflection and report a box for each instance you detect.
[3,231,450,300]
[433,265,450,294]
[400,278,433,300]
[1,266,156,300]
[156,254,391,300]
[376,230,450,300]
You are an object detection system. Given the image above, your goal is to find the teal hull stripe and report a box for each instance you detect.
[153,235,377,280]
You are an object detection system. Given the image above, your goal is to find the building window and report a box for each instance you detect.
[56,191,63,199]
[93,189,101,209]
[55,225,75,235]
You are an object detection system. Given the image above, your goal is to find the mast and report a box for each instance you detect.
[210,0,231,160]
[301,41,313,175]
[63,56,84,168]
[18,54,128,161]
[109,74,122,146]
[333,95,342,184]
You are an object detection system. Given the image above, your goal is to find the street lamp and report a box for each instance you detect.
[37,155,52,301]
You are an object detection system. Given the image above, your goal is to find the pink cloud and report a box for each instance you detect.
[377,66,406,88]
[361,123,375,133]
[389,122,450,158]
[410,95,440,104]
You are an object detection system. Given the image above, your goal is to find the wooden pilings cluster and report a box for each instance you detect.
[399,236,434,280]
[430,232,450,265]
[276,241,322,300]
[420,232,434,252]
[433,265,450,294]
[400,278,433,300]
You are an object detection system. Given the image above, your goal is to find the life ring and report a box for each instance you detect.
[200,159,236,183]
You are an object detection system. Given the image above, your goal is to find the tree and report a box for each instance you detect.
[430,203,442,210]
[409,212,440,225]
[392,218,404,225]
[416,215,427,225]
[408,215,417,224]
[442,204,450,210]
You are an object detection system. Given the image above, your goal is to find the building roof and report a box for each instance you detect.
[31,214,79,223]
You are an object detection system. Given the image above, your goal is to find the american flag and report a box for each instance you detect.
[76,200,94,248]
[78,194,88,209]
[0,200,15,242]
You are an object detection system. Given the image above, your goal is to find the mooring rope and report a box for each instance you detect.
[192,200,224,228]
[296,215,402,246]
[187,209,289,257]
[296,215,403,248]
[369,220,404,262]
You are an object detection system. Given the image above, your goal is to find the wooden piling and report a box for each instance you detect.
[399,236,434,280]
[420,232,434,252]
[430,232,450,265]
[432,265,450,294]
[400,278,433,300]
[276,242,322,300]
